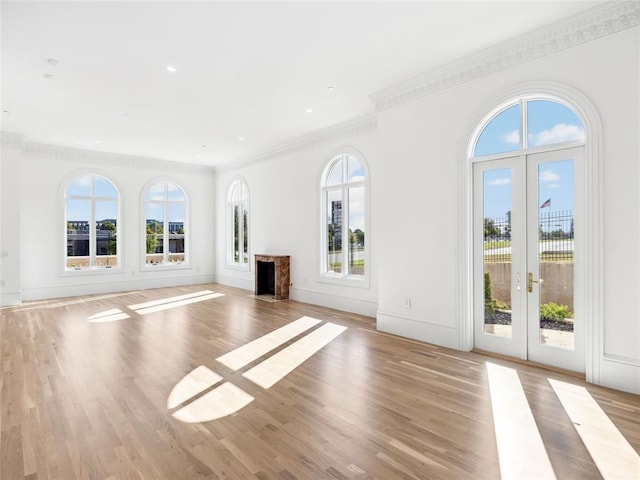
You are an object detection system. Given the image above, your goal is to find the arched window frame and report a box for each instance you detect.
[142,179,189,268]
[320,149,369,286]
[469,95,586,161]
[226,178,250,269]
[459,82,603,386]
[62,172,121,272]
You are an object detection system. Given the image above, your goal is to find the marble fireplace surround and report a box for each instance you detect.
[254,254,290,300]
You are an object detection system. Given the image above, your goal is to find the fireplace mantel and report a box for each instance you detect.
[255,254,290,300]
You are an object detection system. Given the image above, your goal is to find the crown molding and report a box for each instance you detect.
[7,135,215,175]
[219,113,377,172]
[370,1,640,112]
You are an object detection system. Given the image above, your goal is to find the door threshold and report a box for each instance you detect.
[472,348,585,380]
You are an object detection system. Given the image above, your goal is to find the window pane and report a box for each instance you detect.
[167,183,185,202]
[474,104,520,157]
[347,157,364,183]
[326,158,343,186]
[233,204,240,263]
[145,203,163,258]
[66,198,90,268]
[242,207,248,264]
[168,204,185,262]
[66,175,92,197]
[327,189,342,274]
[94,176,117,198]
[348,186,365,276]
[527,100,584,148]
[482,168,512,339]
[95,201,118,267]
[146,183,165,201]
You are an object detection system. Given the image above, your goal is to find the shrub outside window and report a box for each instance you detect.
[144,181,187,266]
[65,174,119,270]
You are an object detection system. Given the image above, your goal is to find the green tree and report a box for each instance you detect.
[484,218,500,239]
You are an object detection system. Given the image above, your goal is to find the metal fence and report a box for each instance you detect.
[484,210,574,263]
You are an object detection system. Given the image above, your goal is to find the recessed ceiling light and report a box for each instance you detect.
[201,144,207,148]
[238,136,245,141]
[195,155,201,159]
[166,66,177,73]
[44,73,54,79]
[47,58,58,67]
[306,108,313,114]
[2,110,9,114]
[121,113,129,117]
[95,140,103,144]
[328,86,335,91]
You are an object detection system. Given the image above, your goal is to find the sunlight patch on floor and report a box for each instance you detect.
[128,290,224,315]
[172,382,254,423]
[167,365,223,410]
[87,308,130,323]
[243,322,347,389]
[216,316,321,370]
[549,378,640,479]
[486,362,557,480]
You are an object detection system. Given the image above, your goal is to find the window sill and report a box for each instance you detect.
[317,274,369,288]
[60,266,124,277]
[226,262,251,272]
[142,263,192,272]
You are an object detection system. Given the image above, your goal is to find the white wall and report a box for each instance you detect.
[374,28,640,393]
[0,134,23,305]
[214,128,379,318]
[0,143,216,301]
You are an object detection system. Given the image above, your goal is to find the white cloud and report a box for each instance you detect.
[529,124,584,147]
[503,130,520,145]
[539,170,560,182]
[488,177,511,187]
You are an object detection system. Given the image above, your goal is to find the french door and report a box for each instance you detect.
[473,146,584,372]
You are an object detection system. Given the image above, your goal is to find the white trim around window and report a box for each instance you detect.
[226,177,250,270]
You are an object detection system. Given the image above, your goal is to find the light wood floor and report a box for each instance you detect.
[1,283,638,479]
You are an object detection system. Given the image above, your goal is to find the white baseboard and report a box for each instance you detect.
[376,311,459,350]
[0,290,22,307]
[21,274,215,302]
[290,286,377,317]
[213,273,254,292]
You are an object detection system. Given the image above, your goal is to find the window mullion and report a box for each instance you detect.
[342,185,349,277]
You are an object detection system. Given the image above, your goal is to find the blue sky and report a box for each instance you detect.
[478,100,582,222]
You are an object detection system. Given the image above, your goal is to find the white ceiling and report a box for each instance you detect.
[1,1,603,167]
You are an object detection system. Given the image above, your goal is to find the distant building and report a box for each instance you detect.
[331,201,342,251]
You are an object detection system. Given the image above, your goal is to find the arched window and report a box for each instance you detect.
[65,174,119,270]
[227,179,249,267]
[472,98,585,157]
[144,181,187,266]
[321,153,367,280]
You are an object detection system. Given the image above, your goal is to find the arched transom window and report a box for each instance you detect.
[65,174,119,270]
[144,181,187,266]
[227,179,249,267]
[322,153,367,280]
[472,98,585,158]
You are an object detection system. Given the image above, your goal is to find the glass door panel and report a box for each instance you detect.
[474,157,524,359]
[527,148,584,372]
[482,168,513,339]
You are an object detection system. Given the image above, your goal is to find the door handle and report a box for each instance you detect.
[527,273,542,293]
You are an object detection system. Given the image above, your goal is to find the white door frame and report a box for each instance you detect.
[458,82,603,383]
